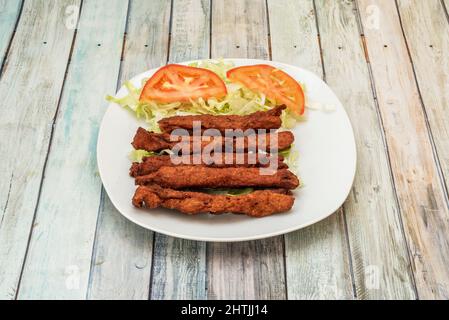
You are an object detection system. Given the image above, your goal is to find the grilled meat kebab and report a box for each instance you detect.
[133,185,295,217]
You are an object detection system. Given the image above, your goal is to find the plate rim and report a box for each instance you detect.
[97,58,357,242]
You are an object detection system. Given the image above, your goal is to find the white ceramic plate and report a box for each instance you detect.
[97,58,356,242]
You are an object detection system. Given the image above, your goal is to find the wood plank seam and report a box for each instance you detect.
[312,0,327,78]
[394,0,449,296]
[267,0,354,299]
[166,0,174,61]
[358,0,449,298]
[165,0,209,300]
[363,54,419,298]
[115,0,131,83]
[87,0,170,299]
[352,0,425,298]
[355,0,419,298]
[1,174,13,225]
[0,0,24,79]
[148,0,210,300]
[316,0,357,298]
[208,0,285,299]
[86,2,132,293]
[441,0,449,24]
[86,188,105,299]
[204,240,209,297]
[208,0,212,58]
[356,37,416,298]
[342,211,357,298]
[166,0,209,294]
[147,232,157,299]
[265,0,289,300]
[12,0,85,299]
[282,236,288,299]
[360,35,370,63]
[147,0,173,300]
[265,0,273,59]
[311,0,356,299]
[120,32,126,62]
[310,0,417,298]
[394,0,449,208]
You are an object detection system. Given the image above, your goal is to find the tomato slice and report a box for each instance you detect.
[226,64,305,115]
[139,64,227,103]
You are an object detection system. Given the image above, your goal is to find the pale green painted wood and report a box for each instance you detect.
[168,0,211,63]
[207,0,285,300]
[314,0,416,299]
[357,0,449,299]
[268,0,353,299]
[0,0,79,300]
[268,0,322,73]
[3,0,446,301]
[150,0,209,300]
[0,0,22,70]
[87,0,171,300]
[17,0,128,299]
[151,235,207,300]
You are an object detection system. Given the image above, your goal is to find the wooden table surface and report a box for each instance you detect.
[1,0,449,300]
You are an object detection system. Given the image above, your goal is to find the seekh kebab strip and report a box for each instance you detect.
[157,105,286,134]
[132,185,295,217]
[135,166,299,190]
[130,153,288,177]
[131,127,294,153]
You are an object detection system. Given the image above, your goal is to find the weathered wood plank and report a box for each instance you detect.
[207,0,286,300]
[87,0,171,300]
[397,0,449,212]
[314,0,416,299]
[17,0,128,299]
[210,0,269,60]
[168,0,210,63]
[0,0,79,300]
[150,0,210,300]
[358,0,449,299]
[207,240,286,299]
[443,0,449,17]
[268,0,322,73]
[151,235,206,300]
[268,0,353,300]
[0,0,22,71]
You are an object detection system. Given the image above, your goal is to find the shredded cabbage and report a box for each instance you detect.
[106,59,303,131]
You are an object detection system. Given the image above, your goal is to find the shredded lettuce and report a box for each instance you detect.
[225,187,255,196]
[129,150,155,162]
[280,145,301,186]
[129,149,173,162]
[189,59,233,81]
[106,59,305,131]
[193,188,255,196]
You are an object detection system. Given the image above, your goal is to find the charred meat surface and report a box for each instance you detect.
[129,105,299,217]
[130,153,288,177]
[158,105,286,134]
[132,185,295,217]
[132,127,294,153]
[135,166,300,190]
